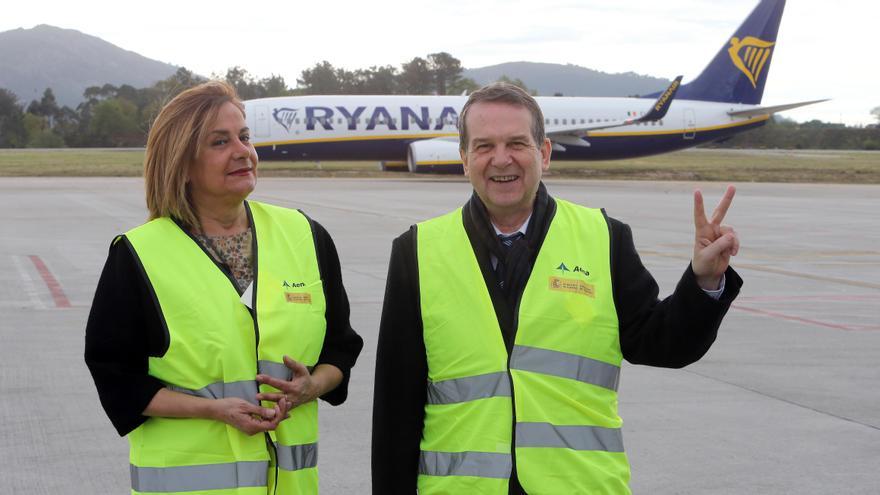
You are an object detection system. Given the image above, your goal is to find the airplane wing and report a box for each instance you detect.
[726,99,830,118]
[546,76,682,148]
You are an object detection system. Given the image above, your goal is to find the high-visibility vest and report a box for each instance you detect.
[124,201,326,495]
[417,199,630,494]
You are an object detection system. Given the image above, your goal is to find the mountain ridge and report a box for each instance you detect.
[1,25,670,107]
[0,24,179,107]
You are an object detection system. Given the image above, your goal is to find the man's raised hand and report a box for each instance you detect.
[692,185,739,290]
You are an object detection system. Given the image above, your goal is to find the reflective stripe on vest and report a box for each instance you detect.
[166,380,260,405]
[419,451,512,479]
[130,461,268,493]
[426,371,512,405]
[510,345,620,392]
[516,422,624,452]
[416,201,631,494]
[125,201,325,494]
[275,442,319,471]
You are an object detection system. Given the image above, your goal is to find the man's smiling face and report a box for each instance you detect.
[460,101,551,220]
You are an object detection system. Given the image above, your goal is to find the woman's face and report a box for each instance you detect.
[188,101,258,209]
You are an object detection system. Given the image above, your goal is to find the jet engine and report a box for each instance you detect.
[406,138,463,174]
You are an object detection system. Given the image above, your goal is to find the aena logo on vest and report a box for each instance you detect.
[556,262,590,277]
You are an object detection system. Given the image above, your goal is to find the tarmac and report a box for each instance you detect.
[1,177,878,494]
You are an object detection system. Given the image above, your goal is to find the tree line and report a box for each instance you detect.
[0,49,876,149]
[707,116,880,151]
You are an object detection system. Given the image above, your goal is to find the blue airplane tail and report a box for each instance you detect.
[673,0,786,105]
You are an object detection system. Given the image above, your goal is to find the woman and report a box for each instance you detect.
[85,81,363,494]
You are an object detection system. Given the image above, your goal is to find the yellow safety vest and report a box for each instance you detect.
[417,199,630,494]
[124,201,326,494]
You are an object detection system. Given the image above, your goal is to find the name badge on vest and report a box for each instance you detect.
[549,276,595,298]
[285,292,312,304]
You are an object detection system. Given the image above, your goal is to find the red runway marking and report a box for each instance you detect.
[732,304,860,331]
[846,324,880,331]
[28,255,71,308]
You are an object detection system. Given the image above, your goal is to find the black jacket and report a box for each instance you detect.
[371,184,742,494]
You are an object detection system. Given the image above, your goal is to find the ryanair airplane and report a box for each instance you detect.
[244,0,824,173]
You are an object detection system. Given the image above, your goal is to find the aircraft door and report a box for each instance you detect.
[683,108,696,139]
[254,105,270,138]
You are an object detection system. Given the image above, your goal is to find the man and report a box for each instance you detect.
[372,82,741,494]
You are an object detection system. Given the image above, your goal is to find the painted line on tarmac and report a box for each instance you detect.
[256,194,423,222]
[845,324,880,331]
[732,304,865,331]
[736,294,880,302]
[12,255,47,309]
[640,250,880,290]
[732,263,880,290]
[28,255,71,309]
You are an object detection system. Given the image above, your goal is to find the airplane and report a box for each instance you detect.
[243,0,826,173]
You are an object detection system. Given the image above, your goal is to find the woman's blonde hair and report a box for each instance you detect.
[144,81,244,229]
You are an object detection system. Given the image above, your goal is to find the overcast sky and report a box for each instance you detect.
[4,0,877,125]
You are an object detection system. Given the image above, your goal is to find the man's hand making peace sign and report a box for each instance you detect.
[692,185,740,291]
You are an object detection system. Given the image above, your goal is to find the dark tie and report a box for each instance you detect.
[496,232,524,289]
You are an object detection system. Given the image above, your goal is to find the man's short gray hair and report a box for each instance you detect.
[458,82,545,152]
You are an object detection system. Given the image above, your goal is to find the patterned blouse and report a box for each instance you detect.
[195,228,254,293]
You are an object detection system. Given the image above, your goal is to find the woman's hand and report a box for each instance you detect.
[143,388,291,435]
[210,397,291,436]
[256,356,343,409]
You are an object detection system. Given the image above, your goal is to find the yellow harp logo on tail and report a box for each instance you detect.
[728,36,775,88]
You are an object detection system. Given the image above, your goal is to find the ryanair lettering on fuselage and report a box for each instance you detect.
[271,106,459,133]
